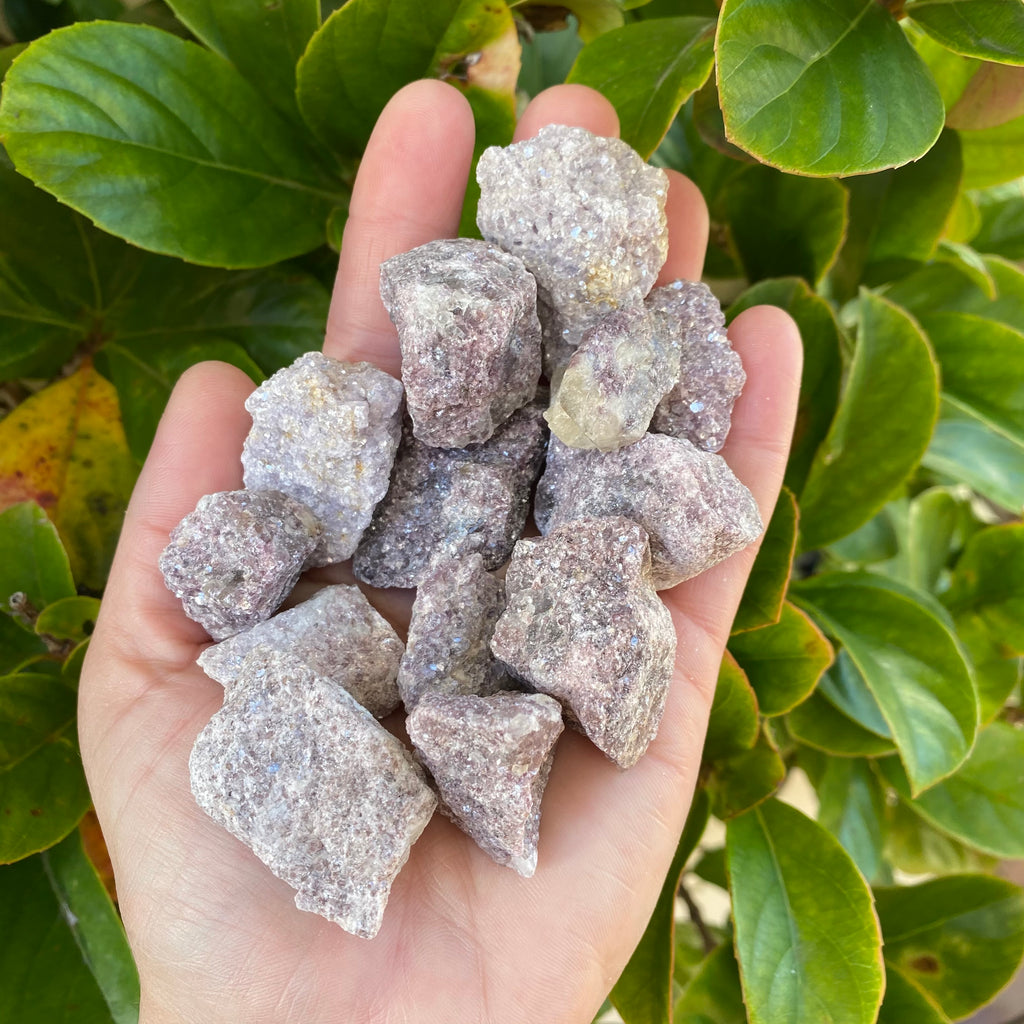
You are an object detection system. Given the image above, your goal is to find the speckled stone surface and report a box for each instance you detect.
[477,125,669,322]
[159,490,320,641]
[353,402,548,588]
[545,307,681,451]
[538,297,594,387]
[398,554,511,711]
[535,435,763,590]
[380,239,541,448]
[241,352,403,566]
[648,281,745,453]
[406,692,563,876]
[491,517,675,769]
[190,647,436,939]
[197,585,403,717]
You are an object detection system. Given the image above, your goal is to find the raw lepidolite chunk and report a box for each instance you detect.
[398,554,510,711]
[407,692,563,876]
[242,352,403,565]
[190,647,436,939]
[159,490,320,640]
[477,125,669,321]
[353,403,547,588]
[380,239,541,447]
[648,281,745,452]
[198,585,403,717]
[491,517,675,769]
[545,307,681,450]
[535,435,762,590]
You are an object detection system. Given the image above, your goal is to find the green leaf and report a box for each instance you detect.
[787,693,897,758]
[818,649,891,739]
[716,0,945,175]
[955,611,1022,724]
[565,17,715,158]
[911,23,981,110]
[34,596,101,644]
[723,165,848,286]
[879,720,1024,859]
[164,0,319,120]
[675,942,747,1024]
[876,874,1024,1019]
[704,650,759,761]
[728,602,833,717]
[726,798,884,1024]
[610,789,710,1024]
[0,22,341,267]
[947,62,1024,131]
[903,486,963,593]
[813,757,885,882]
[0,502,75,614]
[792,572,977,794]
[691,846,727,890]
[708,728,785,819]
[798,291,939,550]
[728,278,843,496]
[960,114,1024,187]
[0,43,29,84]
[513,0,625,42]
[973,179,1024,258]
[905,0,1024,65]
[826,505,900,567]
[517,20,583,97]
[0,613,47,674]
[883,794,997,876]
[732,486,797,634]
[876,968,949,1024]
[0,672,90,863]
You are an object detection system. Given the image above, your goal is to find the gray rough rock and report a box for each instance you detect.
[477,125,669,322]
[241,352,403,566]
[380,238,541,448]
[491,517,675,769]
[648,280,745,453]
[353,402,548,588]
[538,297,594,387]
[398,554,511,711]
[545,307,681,451]
[190,647,436,939]
[159,490,320,641]
[197,585,403,717]
[535,434,763,590]
[406,692,564,876]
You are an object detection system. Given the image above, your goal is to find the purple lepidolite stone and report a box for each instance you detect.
[380,238,541,448]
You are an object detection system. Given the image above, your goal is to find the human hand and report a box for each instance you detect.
[79,81,802,1024]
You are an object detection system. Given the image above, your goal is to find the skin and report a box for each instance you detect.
[79,81,802,1024]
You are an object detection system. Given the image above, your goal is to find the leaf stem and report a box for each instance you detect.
[678,880,716,955]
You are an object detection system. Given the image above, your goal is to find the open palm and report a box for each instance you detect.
[79,81,801,1024]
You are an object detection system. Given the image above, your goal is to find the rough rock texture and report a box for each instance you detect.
[198,585,403,717]
[380,239,541,448]
[491,517,675,769]
[545,307,681,450]
[406,692,563,876]
[241,352,403,566]
[477,125,669,322]
[535,435,763,590]
[648,281,745,452]
[353,402,548,588]
[398,554,511,711]
[159,490,320,640]
[190,647,436,939]
[538,297,594,387]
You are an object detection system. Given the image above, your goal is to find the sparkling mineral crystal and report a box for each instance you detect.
[406,692,563,876]
[648,281,745,452]
[159,490,320,641]
[241,352,403,566]
[491,517,675,769]
[380,238,541,448]
[190,647,436,939]
[545,307,681,451]
[477,125,669,322]
[535,435,763,590]
[197,585,403,717]
[353,402,547,588]
[398,554,510,711]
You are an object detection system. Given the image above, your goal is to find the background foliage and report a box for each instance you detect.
[1,0,1023,1021]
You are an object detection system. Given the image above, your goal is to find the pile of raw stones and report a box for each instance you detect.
[159,125,762,940]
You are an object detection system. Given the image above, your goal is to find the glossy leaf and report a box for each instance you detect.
[905,0,1024,65]
[675,942,746,1024]
[813,757,885,882]
[876,968,949,1024]
[876,874,1024,1019]
[691,847,728,891]
[517,21,583,97]
[798,291,939,550]
[716,0,944,175]
[732,486,797,634]
[0,672,90,863]
[0,22,341,267]
[787,693,897,758]
[34,595,101,644]
[0,501,75,614]
[903,486,963,593]
[883,794,997,876]
[708,729,785,819]
[726,798,884,1024]
[512,0,624,41]
[960,114,1024,187]
[793,572,977,793]
[0,613,47,675]
[0,363,136,591]
[947,62,1024,130]
[973,180,1024,258]
[818,649,891,739]
[912,24,981,109]
[728,602,832,717]
[566,17,714,158]
[704,650,759,761]
[610,789,710,1024]
[954,610,1022,724]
